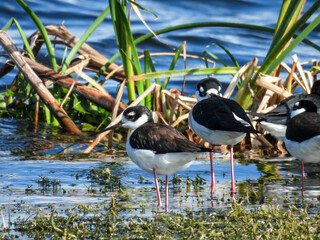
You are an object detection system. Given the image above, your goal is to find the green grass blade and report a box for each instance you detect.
[212,43,240,67]
[110,0,145,104]
[144,51,152,110]
[259,1,320,75]
[310,66,320,71]
[129,67,240,81]
[144,50,161,86]
[128,0,158,19]
[202,51,210,69]
[268,0,305,55]
[266,13,320,75]
[204,51,229,67]
[162,42,184,90]
[60,7,110,74]
[110,0,135,102]
[2,18,35,60]
[2,18,14,31]
[94,21,319,82]
[16,0,57,71]
[134,22,320,51]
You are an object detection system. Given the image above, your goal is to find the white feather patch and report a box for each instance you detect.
[232,112,251,127]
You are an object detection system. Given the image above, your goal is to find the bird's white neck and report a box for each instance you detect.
[123,114,150,130]
[290,108,305,118]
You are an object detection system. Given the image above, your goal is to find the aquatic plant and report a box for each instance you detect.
[0,0,319,148]
[6,200,320,239]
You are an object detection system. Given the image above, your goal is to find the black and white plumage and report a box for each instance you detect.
[252,80,320,141]
[190,96,259,145]
[189,78,260,198]
[284,100,320,163]
[103,105,211,211]
[196,77,222,101]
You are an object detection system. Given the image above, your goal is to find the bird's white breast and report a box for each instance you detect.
[189,109,246,145]
[259,121,286,141]
[126,132,200,176]
[285,135,320,163]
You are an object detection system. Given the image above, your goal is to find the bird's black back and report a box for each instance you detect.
[192,96,259,133]
[286,112,320,142]
[130,122,211,154]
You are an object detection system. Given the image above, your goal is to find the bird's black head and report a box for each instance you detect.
[196,77,222,101]
[291,100,318,119]
[311,80,320,96]
[293,100,317,112]
[122,106,154,130]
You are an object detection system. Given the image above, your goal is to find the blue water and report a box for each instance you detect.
[1,0,319,94]
[0,0,319,229]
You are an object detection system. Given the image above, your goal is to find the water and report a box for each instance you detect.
[0,0,319,233]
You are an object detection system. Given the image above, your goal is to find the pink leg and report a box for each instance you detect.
[153,168,162,209]
[209,144,215,200]
[301,160,305,198]
[165,175,169,212]
[230,145,235,198]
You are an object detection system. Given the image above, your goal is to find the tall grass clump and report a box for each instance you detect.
[0,0,318,138]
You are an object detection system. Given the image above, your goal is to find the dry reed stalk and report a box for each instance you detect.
[0,32,82,134]
[223,59,254,99]
[305,71,314,87]
[292,54,310,93]
[44,25,126,80]
[284,62,296,93]
[178,95,197,103]
[171,113,189,128]
[24,57,126,112]
[154,111,169,125]
[34,95,39,130]
[181,41,187,96]
[108,79,127,148]
[153,84,161,111]
[256,75,292,98]
[168,97,179,124]
[256,90,275,113]
[177,99,192,111]
[60,60,85,108]
[0,60,15,78]
[280,62,308,92]
[161,90,167,117]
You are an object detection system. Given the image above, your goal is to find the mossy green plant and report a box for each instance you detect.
[8,200,320,239]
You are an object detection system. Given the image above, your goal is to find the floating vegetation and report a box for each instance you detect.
[1,198,320,239]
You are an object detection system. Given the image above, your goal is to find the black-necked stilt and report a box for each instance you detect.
[189,78,260,198]
[190,77,222,201]
[102,106,212,211]
[285,100,320,163]
[284,100,320,196]
[195,77,222,101]
[252,80,320,141]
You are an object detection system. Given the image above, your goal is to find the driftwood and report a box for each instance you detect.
[44,25,126,81]
[24,57,126,113]
[0,32,82,134]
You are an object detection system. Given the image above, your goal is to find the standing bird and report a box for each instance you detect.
[251,80,320,141]
[285,100,320,167]
[284,100,320,196]
[189,78,260,198]
[102,106,212,211]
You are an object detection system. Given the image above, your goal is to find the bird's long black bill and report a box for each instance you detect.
[90,122,123,136]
